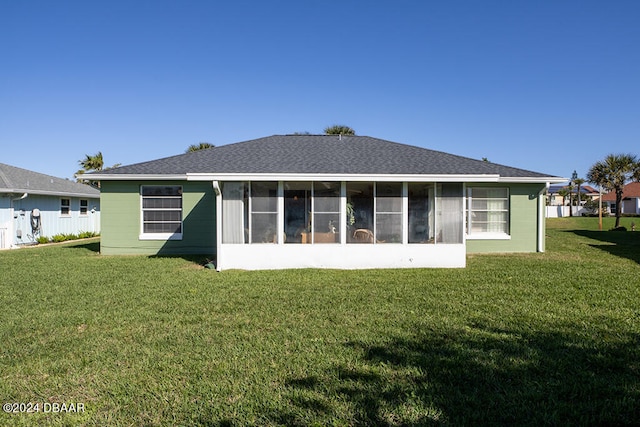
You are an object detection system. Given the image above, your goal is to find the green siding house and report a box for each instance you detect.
[90,135,564,270]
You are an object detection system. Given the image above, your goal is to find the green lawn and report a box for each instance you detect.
[1,218,639,426]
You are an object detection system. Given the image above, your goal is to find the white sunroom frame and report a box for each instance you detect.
[210,177,467,271]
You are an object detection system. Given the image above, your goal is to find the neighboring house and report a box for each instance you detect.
[0,163,100,249]
[547,184,599,206]
[89,135,564,270]
[601,182,640,215]
[546,183,600,217]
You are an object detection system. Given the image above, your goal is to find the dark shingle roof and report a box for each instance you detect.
[0,163,100,197]
[549,184,598,194]
[96,135,558,178]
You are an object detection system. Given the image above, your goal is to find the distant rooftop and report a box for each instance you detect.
[601,182,640,201]
[0,163,100,197]
[548,184,599,194]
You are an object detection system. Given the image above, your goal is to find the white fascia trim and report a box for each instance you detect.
[86,173,566,184]
[87,174,188,181]
[139,233,183,241]
[186,173,502,182]
[466,233,511,240]
[0,189,100,198]
[498,176,567,184]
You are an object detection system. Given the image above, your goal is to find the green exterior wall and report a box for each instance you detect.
[100,180,544,257]
[100,180,216,255]
[466,183,546,253]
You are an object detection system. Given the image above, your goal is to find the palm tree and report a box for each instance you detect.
[573,177,585,210]
[185,142,215,153]
[79,152,104,172]
[566,184,575,216]
[76,152,120,188]
[557,188,569,214]
[324,125,356,136]
[587,153,639,228]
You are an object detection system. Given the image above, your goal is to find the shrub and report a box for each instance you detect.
[78,231,98,239]
[609,226,627,232]
[52,234,71,243]
[41,232,99,243]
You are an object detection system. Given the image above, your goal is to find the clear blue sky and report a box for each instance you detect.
[2,1,639,182]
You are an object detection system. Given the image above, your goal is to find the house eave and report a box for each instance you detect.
[497,176,567,184]
[0,189,100,198]
[186,173,503,182]
[86,172,565,184]
[189,174,566,183]
[86,174,189,181]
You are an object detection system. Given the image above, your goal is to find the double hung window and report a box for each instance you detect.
[60,198,71,216]
[141,186,183,239]
[80,199,89,215]
[467,187,509,237]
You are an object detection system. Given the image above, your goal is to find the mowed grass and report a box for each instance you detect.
[1,218,639,426]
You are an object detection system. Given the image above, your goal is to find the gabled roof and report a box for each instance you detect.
[601,182,640,202]
[0,163,100,198]
[90,135,563,182]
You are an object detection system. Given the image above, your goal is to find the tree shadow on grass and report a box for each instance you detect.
[569,230,640,264]
[267,321,640,426]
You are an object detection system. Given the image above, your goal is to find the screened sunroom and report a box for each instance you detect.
[215,180,466,270]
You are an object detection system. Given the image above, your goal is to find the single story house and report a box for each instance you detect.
[601,182,640,215]
[89,135,564,270]
[0,163,101,249]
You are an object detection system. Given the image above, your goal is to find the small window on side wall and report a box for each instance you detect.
[140,185,183,240]
[60,198,70,216]
[80,199,88,215]
[467,187,510,238]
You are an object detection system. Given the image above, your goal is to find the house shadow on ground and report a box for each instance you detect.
[148,253,214,268]
[569,229,640,264]
[59,239,101,254]
[257,321,640,426]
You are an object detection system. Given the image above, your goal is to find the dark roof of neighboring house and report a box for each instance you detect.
[92,135,560,179]
[548,184,599,194]
[601,182,640,202]
[0,163,100,197]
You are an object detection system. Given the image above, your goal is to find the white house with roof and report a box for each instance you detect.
[0,163,100,249]
[89,135,564,270]
[601,182,640,215]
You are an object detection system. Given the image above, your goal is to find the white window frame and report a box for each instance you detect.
[466,187,510,240]
[60,198,71,216]
[140,185,183,240]
[79,199,88,215]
